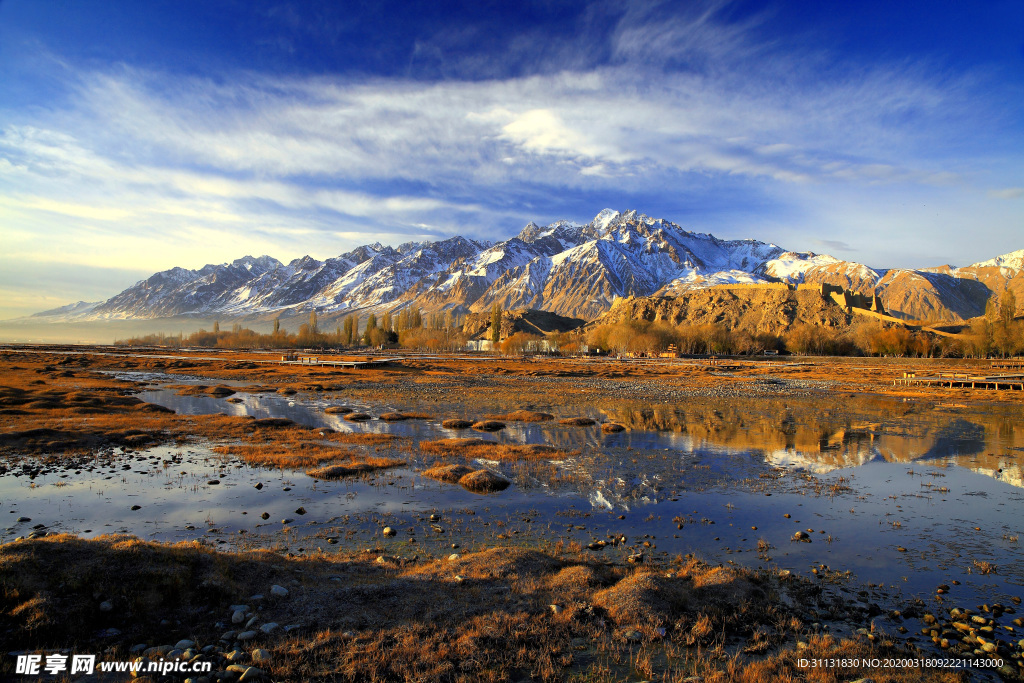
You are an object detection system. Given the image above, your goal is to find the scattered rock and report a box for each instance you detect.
[270,585,289,598]
[238,666,267,682]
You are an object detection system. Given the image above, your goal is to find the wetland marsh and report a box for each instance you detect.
[2,347,1023,682]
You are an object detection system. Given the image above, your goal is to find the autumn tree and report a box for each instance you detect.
[490,302,502,344]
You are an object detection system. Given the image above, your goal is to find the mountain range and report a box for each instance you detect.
[27,209,1024,325]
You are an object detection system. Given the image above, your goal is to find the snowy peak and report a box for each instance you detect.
[968,249,1024,271]
[28,209,1022,325]
[593,208,620,232]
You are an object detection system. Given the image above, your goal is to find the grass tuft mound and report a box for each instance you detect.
[422,463,476,483]
[420,438,566,461]
[486,410,554,422]
[458,469,510,493]
[440,418,474,429]
[559,417,596,426]
[471,420,505,432]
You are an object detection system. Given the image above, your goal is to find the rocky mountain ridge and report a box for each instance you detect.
[25,211,1022,324]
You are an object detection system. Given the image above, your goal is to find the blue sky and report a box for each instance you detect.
[1,0,1022,319]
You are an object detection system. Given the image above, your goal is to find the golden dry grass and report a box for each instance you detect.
[486,409,554,421]
[378,411,432,421]
[421,463,475,483]
[420,437,570,461]
[305,455,403,479]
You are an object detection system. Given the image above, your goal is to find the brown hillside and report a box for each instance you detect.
[596,286,853,335]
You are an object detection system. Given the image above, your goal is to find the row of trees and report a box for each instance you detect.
[113,291,1022,358]
[585,317,989,358]
[114,307,472,351]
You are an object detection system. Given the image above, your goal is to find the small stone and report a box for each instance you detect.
[383,527,396,537]
[251,649,271,664]
[131,505,142,510]
[259,622,278,634]
[207,480,220,485]
[550,604,563,614]
[130,643,148,653]
[99,600,113,612]
[254,483,263,490]
[270,585,289,597]
[16,517,30,522]
[448,553,460,561]
[237,630,258,642]
[260,513,269,520]
[232,610,246,624]
[295,507,306,515]
[245,616,258,628]
[175,639,196,650]
[238,666,267,682]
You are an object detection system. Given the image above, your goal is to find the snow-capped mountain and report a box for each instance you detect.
[26,210,1023,324]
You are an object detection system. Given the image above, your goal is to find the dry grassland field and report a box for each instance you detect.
[2,346,1023,682]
